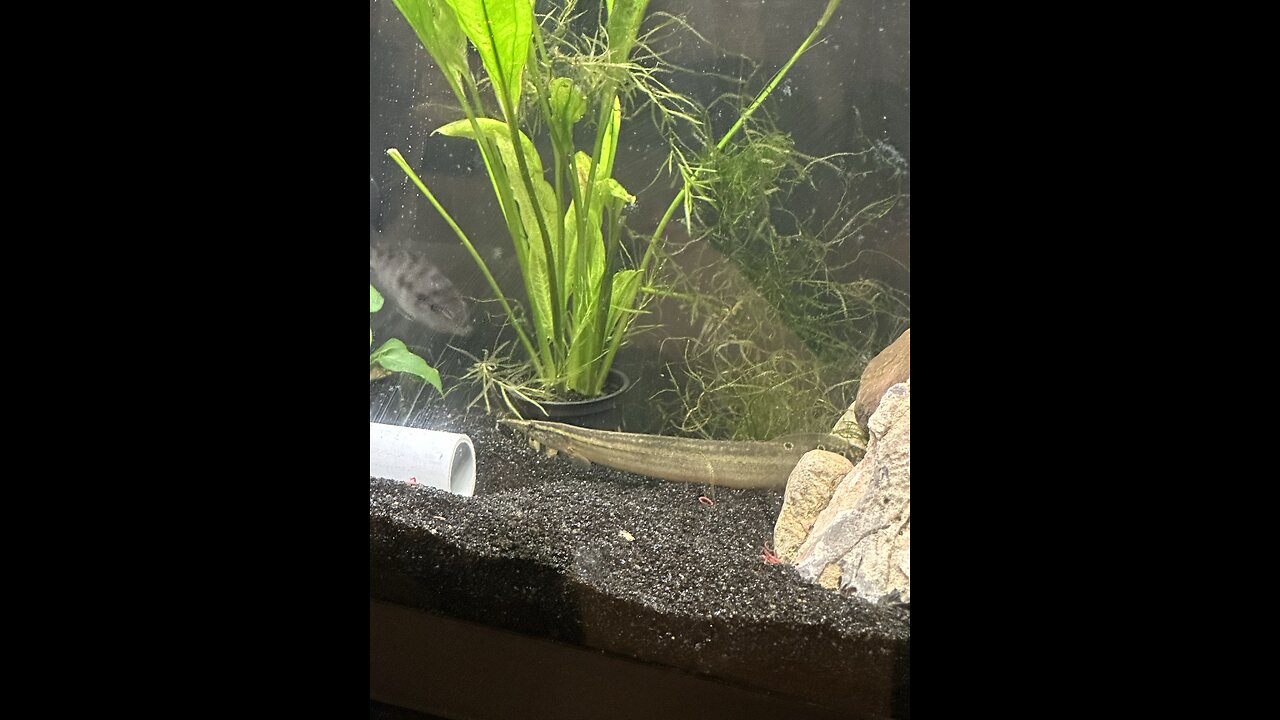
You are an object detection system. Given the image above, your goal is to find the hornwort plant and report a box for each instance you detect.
[388,0,844,399]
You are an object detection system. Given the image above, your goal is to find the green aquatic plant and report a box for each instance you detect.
[387,0,845,401]
[370,283,443,392]
[652,112,910,441]
[655,298,871,442]
[387,0,649,399]
[451,341,553,416]
[690,123,910,362]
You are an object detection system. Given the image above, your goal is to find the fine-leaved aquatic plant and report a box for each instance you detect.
[371,283,444,392]
[388,0,844,399]
[451,341,553,416]
[652,117,910,442]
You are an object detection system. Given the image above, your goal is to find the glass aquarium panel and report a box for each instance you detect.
[371,1,909,717]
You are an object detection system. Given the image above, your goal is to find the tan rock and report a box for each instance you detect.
[795,380,910,603]
[851,328,910,433]
[817,563,842,590]
[772,450,854,563]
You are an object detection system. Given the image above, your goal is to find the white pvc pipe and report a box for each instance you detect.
[369,422,476,497]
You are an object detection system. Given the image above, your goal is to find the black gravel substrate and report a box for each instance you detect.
[370,408,910,718]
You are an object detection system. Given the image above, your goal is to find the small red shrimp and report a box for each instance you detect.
[761,544,782,564]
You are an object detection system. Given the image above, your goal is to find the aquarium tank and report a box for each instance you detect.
[370,1,910,717]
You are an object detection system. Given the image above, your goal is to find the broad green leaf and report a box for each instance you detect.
[370,338,444,394]
[564,314,601,393]
[560,199,591,307]
[435,117,547,178]
[391,0,468,90]
[549,77,587,128]
[606,0,650,64]
[563,276,609,394]
[564,152,606,304]
[561,153,635,395]
[435,117,558,351]
[370,284,385,313]
[444,0,533,117]
[605,177,635,206]
[522,218,558,358]
[563,149,634,343]
[591,268,644,393]
[574,97,622,250]
[606,269,643,333]
[600,96,622,181]
[564,268,642,396]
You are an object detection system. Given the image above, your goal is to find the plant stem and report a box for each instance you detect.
[478,0,565,372]
[459,71,556,375]
[527,32,571,307]
[386,149,544,377]
[640,0,844,275]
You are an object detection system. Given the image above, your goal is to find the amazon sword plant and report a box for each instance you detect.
[387,0,843,397]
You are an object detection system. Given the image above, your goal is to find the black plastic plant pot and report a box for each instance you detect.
[511,369,631,429]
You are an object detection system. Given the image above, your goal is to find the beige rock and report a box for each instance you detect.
[817,564,842,590]
[772,450,854,563]
[795,380,910,603]
[851,329,910,434]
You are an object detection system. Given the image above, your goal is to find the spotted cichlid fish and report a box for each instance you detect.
[369,175,471,335]
[370,235,472,336]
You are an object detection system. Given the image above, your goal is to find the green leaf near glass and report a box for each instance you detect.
[371,283,444,393]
